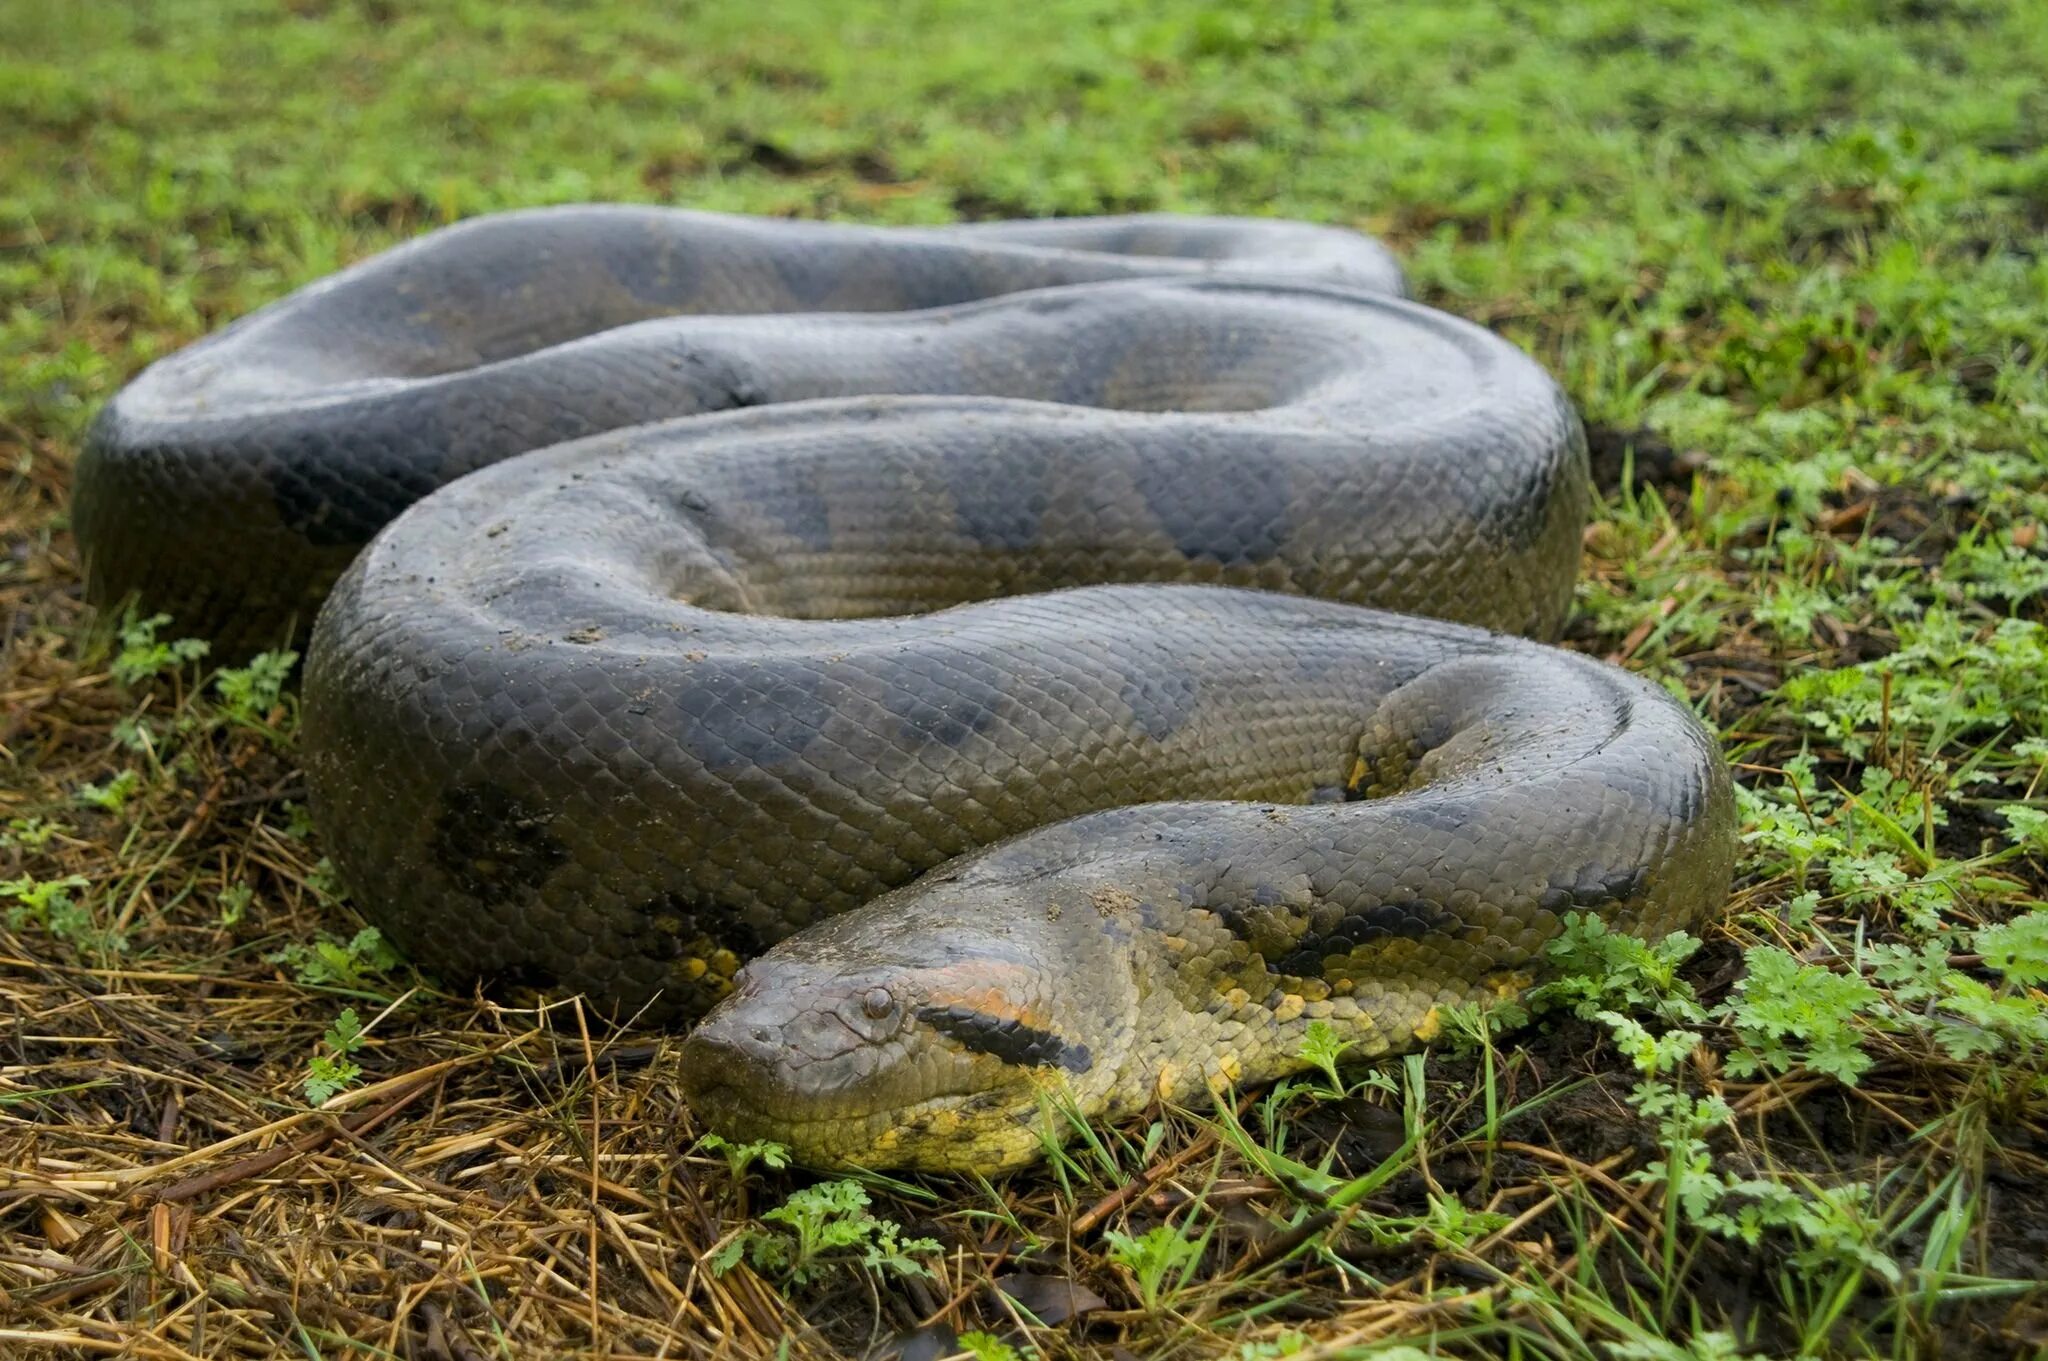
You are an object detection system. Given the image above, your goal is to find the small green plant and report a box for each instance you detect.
[1436,999,1519,1151]
[1721,946,1883,1084]
[1103,1221,1209,1314]
[110,713,159,754]
[303,1007,366,1106]
[2,816,65,851]
[1704,1177,1899,1286]
[694,1132,791,1179]
[1780,611,2048,760]
[1415,1190,1513,1250]
[1,873,92,938]
[1608,1332,1746,1361]
[708,1179,940,1285]
[1738,755,1845,893]
[1296,1018,1353,1096]
[267,926,401,988]
[1863,919,2048,1074]
[1610,1015,1735,1224]
[1032,1076,1145,1194]
[305,856,346,903]
[216,882,254,928]
[74,769,142,815]
[957,1333,1028,1361]
[280,802,319,842]
[1975,907,2048,985]
[2000,804,2048,854]
[110,610,210,687]
[1530,913,1705,1025]
[214,649,299,733]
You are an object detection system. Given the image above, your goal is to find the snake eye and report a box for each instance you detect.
[862,987,895,1020]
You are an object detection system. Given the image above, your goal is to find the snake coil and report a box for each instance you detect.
[75,207,1734,1170]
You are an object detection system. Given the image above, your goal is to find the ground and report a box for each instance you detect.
[3,1,2047,1357]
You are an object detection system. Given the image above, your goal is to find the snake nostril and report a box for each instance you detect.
[751,1026,773,1043]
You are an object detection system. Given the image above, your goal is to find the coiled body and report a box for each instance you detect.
[74,208,1735,1171]
[74,207,1401,657]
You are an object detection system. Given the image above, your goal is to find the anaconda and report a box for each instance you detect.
[72,206,1735,1172]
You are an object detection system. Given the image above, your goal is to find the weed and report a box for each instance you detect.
[1103,1221,1210,1314]
[1296,1018,1353,1097]
[109,610,209,688]
[213,649,300,736]
[0,872,92,938]
[3,816,65,851]
[957,1334,1029,1361]
[216,881,253,927]
[303,1007,366,1106]
[266,925,402,989]
[1722,946,1884,1084]
[1975,907,2048,985]
[709,1179,940,1286]
[74,769,141,815]
[695,1132,792,1179]
[1530,913,1705,1026]
[1783,612,2048,761]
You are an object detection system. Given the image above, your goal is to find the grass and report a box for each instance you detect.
[3,0,2047,1355]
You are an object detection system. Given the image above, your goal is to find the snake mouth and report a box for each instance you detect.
[678,972,1099,1170]
[680,1006,948,1126]
[680,1021,1031,1169]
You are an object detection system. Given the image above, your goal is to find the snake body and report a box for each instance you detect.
[74,207,1735,1171]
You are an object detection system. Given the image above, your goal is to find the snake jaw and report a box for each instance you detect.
[683,962,913,1107]
[678,880,1143,1170]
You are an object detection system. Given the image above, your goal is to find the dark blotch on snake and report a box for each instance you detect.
[1118,658,1199,742]
[675,664,838,770]
[1539,864,1649,913]
[761,465,835,551]
[943,452,1046,551]
[916,1005,1094,1073]
[628,889,770,962]
[430,780,571,901]
[1269,900,1449,979]
[1388,795,1484,836]
[1134,446,1290,567]
[878,654,1007,748]
[267,409,444,549]
[767,250,852,308]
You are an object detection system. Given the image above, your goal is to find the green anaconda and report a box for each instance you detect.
[73,206,1735,1171]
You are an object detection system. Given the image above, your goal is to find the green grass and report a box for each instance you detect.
[3,1,2047,1357]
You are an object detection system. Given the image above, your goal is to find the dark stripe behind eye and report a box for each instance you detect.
[916,1005,1093,1074]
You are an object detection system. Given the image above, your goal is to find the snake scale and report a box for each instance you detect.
[74,206,1735,1171]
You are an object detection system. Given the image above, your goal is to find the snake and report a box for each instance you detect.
[73,206,1736,1172]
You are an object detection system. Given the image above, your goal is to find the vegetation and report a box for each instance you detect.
[3,0,2045,1356]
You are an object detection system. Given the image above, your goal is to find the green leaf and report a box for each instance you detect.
[111,610,210,687]
[323,1007,365,1055]
[1976,909,2048,987]
[303,1055,361,1106]
[1720,947,1881,1085]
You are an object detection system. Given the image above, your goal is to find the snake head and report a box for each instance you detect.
[680,873,1137,1171]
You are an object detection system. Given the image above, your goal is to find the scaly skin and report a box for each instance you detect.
[72,207,1736,1171]
[72,207,1402,658]
[683,634,1734,1171]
